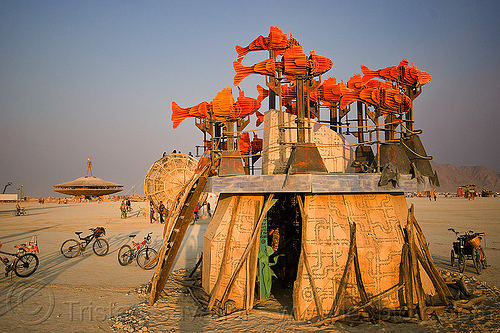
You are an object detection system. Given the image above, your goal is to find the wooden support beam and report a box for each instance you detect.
[409,206,452,300]
[406,206,427,320]
[329,222,357,318]
[207,196,242,312]
[218,194,275,312]
[296,195,324,320]
[148,162,212,305]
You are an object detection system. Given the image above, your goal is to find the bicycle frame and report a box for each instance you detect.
[129,233,152,258]
[75,233,97,251]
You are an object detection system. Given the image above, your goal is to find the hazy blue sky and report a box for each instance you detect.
[1,1,499,197]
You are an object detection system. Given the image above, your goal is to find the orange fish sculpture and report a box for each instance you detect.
[339,79,411,113]
[234,45,332,85]
[232,87,261,119]
[235,26,289,62]
[308,50,333,76]
[172,87,261,128]
[282,45,308,77]
[361,59,432,87]
[233,58,275,86]
[317,77,346,104]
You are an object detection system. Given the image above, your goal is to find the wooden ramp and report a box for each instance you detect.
[148,159,212,305]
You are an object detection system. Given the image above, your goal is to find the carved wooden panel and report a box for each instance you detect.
[293,193,408,320]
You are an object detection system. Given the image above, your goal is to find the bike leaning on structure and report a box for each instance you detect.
[0,241,39,277]
[118,232,158,269]
[449,228,487,274]
[60,227,109,258]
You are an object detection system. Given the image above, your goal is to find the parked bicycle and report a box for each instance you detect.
[61,227,109,258]
[14,235,39,255]
[12,207,29,216]
[449,228,487,274]
[0,241,39,277]
[118,232,158,269]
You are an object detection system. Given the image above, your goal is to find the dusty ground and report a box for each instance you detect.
[0,196,499,332]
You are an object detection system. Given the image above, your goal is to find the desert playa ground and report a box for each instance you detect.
[0,196,499,332]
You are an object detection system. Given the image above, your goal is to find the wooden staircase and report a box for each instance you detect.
[148,159,212,305]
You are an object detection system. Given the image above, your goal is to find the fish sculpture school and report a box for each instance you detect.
[149,26,450,324]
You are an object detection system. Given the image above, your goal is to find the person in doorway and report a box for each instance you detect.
[158,201,166,224]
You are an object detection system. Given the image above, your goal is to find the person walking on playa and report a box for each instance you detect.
[206,202,211,217]
[194,203,199,221]
[158,201,166,224]
[149,202,157,224]
[120,200,127,219]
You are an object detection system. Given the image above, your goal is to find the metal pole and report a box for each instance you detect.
[357,101,364,144]
[269,50,276,110]
[330,103,338,133]
[296,78,305,143]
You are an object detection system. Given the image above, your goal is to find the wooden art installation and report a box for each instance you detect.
[153,26,448,327]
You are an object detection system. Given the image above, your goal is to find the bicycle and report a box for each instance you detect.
[12,207,29,216]
[0,241,39,277]
[61,227,109,258]
[449,228,487,274]
[118,232,158,269]
[14,235,39,255]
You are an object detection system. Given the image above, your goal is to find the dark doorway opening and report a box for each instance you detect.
[254,194,302,316]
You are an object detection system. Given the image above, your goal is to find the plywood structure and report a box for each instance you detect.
[202,192,439,321]
[262,109,354,174]
[203,194,265,311]
[294,193,430,320]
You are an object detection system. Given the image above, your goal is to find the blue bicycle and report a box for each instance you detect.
[117,232,157,269]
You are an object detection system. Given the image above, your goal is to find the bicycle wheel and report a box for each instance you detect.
[93,238,109,256]
[479,248,487,269]
[458,254,466,273]
[14,253,39,277]
[136,248,158,270]
[61,239,81,258]
[12,211,16,216]
[450,250,455,267]
[22,210,29,216]
[118,245,133,266]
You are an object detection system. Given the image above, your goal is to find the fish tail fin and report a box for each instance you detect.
[171,101,190,129]
[233,61,253,86]
[361,64,377,82]
[256,84,269,102]
[255,110,264,127]
[235,45,248,62]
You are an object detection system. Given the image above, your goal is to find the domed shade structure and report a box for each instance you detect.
[144,153,198,212]
[53,159,123,198]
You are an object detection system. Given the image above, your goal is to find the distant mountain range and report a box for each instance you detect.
[430,162,500,193]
